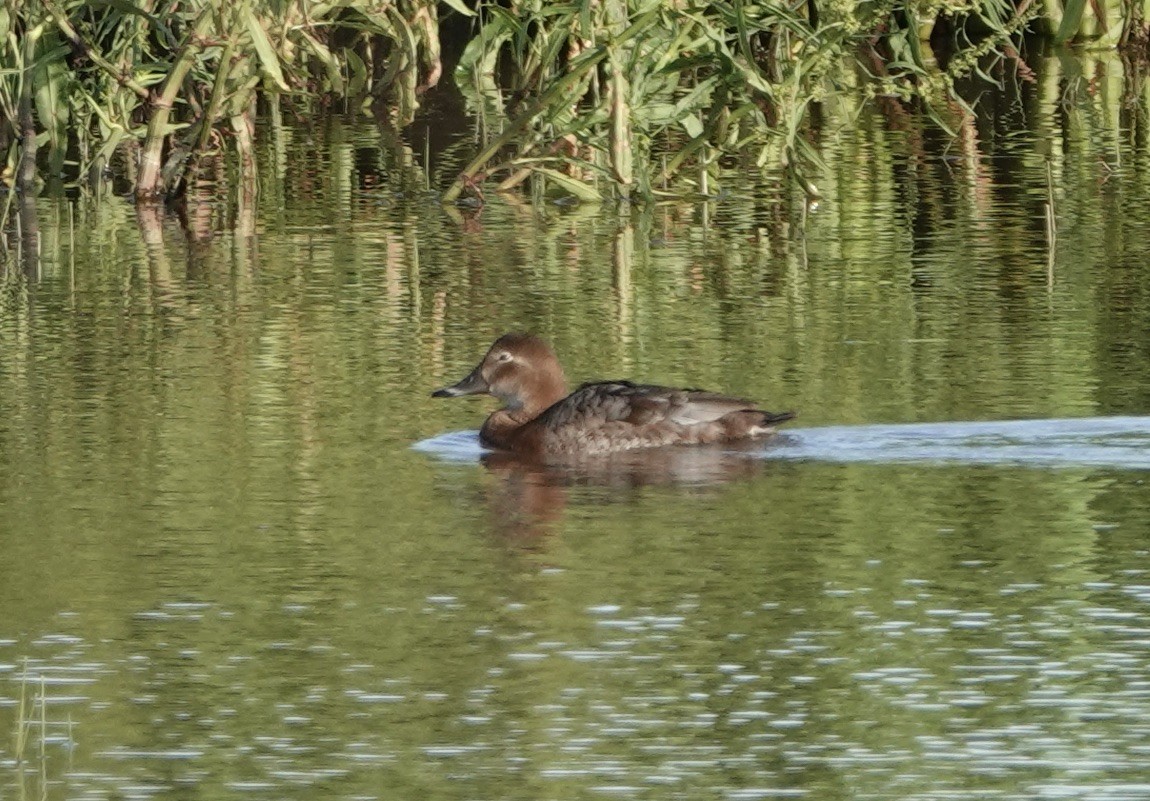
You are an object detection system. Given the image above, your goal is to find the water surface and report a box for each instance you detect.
[3,50,1150,801]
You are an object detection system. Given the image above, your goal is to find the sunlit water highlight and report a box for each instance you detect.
[416,417,1150,471]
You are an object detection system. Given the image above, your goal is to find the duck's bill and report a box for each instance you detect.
[432,368,488,398]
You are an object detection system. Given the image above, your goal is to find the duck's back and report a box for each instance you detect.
[524,381,793,456]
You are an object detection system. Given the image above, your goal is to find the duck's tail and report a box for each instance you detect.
[742,409,796,439]
[760,410,796,426]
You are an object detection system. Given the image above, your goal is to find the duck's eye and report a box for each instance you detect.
[496,351,513,363]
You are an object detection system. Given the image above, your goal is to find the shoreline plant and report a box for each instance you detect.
[1,0,447,199]
[1,0,1149,206]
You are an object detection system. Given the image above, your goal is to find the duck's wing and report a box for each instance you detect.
[552,381,761,428]
[529,381,793,455]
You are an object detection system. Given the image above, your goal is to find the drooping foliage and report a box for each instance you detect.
[0,0,1146,203]
[1,0,445,198]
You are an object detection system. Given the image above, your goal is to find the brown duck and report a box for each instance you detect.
[432,333,795,457]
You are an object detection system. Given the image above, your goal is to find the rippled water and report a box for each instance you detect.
[3,51,1150,801]
[418,416,1150,471]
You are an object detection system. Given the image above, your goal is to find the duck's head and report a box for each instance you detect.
[433,333,567,412]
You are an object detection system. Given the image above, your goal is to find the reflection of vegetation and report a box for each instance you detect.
[11,660,73,799]
[3,0,1149,204]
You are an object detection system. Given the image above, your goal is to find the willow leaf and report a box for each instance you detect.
[456,14,512,78]
[32,40,70,174]
[345,48,368,97]
[903,8,924,69]
[440,0,476,17]
[85,0,160,25]
[670,75,720,119]
[298,30,344,94]
[534,167,601,200]
[243,9,289,91]
[1056,0,1087,42]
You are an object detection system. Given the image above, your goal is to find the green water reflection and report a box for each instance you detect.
[2,50,1150,801]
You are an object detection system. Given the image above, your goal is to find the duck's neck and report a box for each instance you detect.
[482,374,566,450]
[521,372,567,417]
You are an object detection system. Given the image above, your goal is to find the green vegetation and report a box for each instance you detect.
[1,0,445,199]
[1,0,1148,205]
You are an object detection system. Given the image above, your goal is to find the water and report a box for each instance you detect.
[418,417,1150,471]
[3,52,1150,801]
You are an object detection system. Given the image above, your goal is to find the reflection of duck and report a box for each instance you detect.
[482,444,779,488]
[480,447,783,540]
[433,333,794,458]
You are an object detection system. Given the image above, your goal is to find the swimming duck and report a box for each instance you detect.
[432,333,794,457]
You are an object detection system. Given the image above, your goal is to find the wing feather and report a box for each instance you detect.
[551,381,756,428]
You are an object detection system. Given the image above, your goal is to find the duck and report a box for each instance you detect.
[432,333,795,457]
